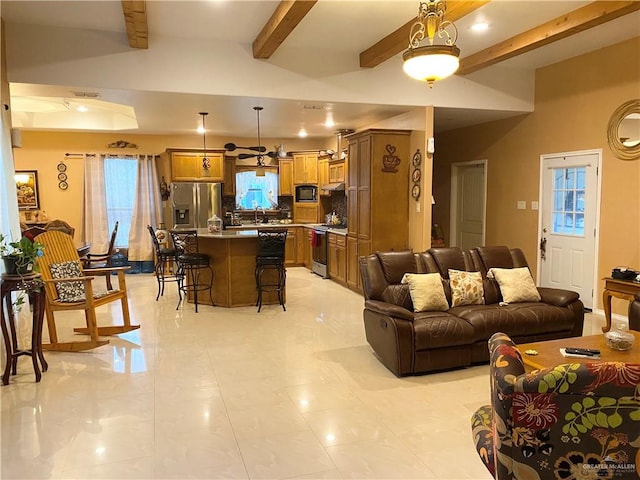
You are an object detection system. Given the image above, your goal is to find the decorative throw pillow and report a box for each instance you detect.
[401,273,449,312]
[49,261,86,303]
[448,269,484,307]
[488,267,541,303]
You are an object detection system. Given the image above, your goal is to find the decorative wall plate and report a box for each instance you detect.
[57,172,67,181]
[411,184,421,200]
[412,168,421,183]
[57,162,67,172]
[58,181,68,190]
[412,150,422,166]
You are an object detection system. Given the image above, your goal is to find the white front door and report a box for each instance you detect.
[451,161,486,250]
[539,152,599,309]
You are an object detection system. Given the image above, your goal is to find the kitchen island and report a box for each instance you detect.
[192,229,286,308]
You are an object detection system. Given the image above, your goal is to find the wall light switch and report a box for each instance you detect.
[531,201,539,210]
[416,202,421,213]
[517,201,526,210]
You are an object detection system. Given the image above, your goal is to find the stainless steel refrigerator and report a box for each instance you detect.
[171,182,222,229]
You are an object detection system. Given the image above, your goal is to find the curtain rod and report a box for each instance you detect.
[65,153,95,157]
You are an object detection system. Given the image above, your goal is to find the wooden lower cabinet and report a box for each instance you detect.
[303,228,312,268]
[284,228,297,266]
[346,236,359,291]
[293,203,318,223]
[328,233,346,285]
[346,236,370,292]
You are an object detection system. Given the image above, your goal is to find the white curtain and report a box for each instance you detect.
[83,154,110,252]
[128,154,161,261]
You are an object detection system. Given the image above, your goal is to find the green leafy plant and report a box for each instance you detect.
[1,232,45,310]
[1,232,45,274]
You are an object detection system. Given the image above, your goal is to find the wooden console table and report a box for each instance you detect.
[602,277,640,333]
[0,273,48,384]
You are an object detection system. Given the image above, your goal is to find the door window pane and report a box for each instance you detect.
[551,166,586,237]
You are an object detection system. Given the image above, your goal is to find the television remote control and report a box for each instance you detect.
[565,347,600,356]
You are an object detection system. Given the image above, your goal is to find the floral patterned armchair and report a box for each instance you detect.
[471,332,640,479]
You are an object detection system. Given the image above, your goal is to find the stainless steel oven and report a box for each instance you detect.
[311,227,329,278]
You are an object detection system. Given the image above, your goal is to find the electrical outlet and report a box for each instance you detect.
[517,201,526,210]
[416,202,420,213]
[531,201,539,210]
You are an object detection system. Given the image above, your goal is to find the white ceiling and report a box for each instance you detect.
[2,1,639,138]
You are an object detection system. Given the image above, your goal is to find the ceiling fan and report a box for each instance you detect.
[225,106,279,166]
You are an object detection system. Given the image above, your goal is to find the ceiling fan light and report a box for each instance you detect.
[402,45,460,85]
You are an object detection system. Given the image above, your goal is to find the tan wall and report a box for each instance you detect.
[12,131,331,244]
[433,37,640,314]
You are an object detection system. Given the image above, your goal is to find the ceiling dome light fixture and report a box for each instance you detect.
[402,0,460,88]
[199,112,211,177]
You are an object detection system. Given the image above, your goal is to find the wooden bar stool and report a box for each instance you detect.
[169,230,213,312]
[255,230,287,312]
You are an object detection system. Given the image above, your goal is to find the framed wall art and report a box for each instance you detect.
[15,170,40,210]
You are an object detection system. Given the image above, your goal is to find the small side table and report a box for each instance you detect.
[1,273,48,385]
[602,277,640,333]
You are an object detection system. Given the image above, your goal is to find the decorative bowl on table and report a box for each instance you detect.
[604,327,635,351]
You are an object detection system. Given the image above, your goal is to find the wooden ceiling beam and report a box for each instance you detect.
[253,1,318,59]
[458,1,640,75]
[359,1,490,69]
[121,0,148,49]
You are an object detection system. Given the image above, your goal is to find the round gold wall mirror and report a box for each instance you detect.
[607,99,640,161]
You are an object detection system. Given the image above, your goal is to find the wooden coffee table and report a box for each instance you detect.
[518,331,640,372]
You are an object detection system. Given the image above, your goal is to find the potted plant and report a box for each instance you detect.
[0,232,45,275]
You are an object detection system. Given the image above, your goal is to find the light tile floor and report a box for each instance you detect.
[1,268,606,479]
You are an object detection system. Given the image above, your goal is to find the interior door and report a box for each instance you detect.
[452,162,486,250]
[539,153,598,309]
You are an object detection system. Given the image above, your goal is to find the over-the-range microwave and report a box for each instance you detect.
[295,185,317,202]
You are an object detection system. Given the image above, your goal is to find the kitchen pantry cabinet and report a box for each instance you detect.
[293,203,318,224]
[346,129,410,292]
[278,158,294,196]
[170,150,224,182]
[223,157,235,196]
[318,157,330,196]
[293,153,318,184]
[328,233,346,285]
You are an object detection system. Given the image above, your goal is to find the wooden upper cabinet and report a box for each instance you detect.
[293,153,318,184]
[278,159,294,196]
[318,158,330,196]
[329,160,345,183]
[170,151,224,182]
[223,157,235,196]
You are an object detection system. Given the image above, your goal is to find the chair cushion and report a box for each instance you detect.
[449,269,484,307]
[401,273,449,312]
[488,267,541,303]
[50,260,86,302]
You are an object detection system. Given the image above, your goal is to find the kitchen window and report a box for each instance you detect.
[235,167,279,210]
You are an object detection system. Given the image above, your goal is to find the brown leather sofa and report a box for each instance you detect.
[359,246,584,376]
[630,293,640,332]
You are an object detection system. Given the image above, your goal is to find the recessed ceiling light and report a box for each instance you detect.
[298,128,308,138]
[324,117,335,128]
[471,22,489,32]
[77,105,88,113]
[197,126,205,134]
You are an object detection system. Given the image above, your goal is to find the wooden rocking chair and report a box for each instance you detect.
[35,230,139,351]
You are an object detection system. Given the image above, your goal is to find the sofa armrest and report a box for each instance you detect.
[364,300,415,321]
[537,287,579,307]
